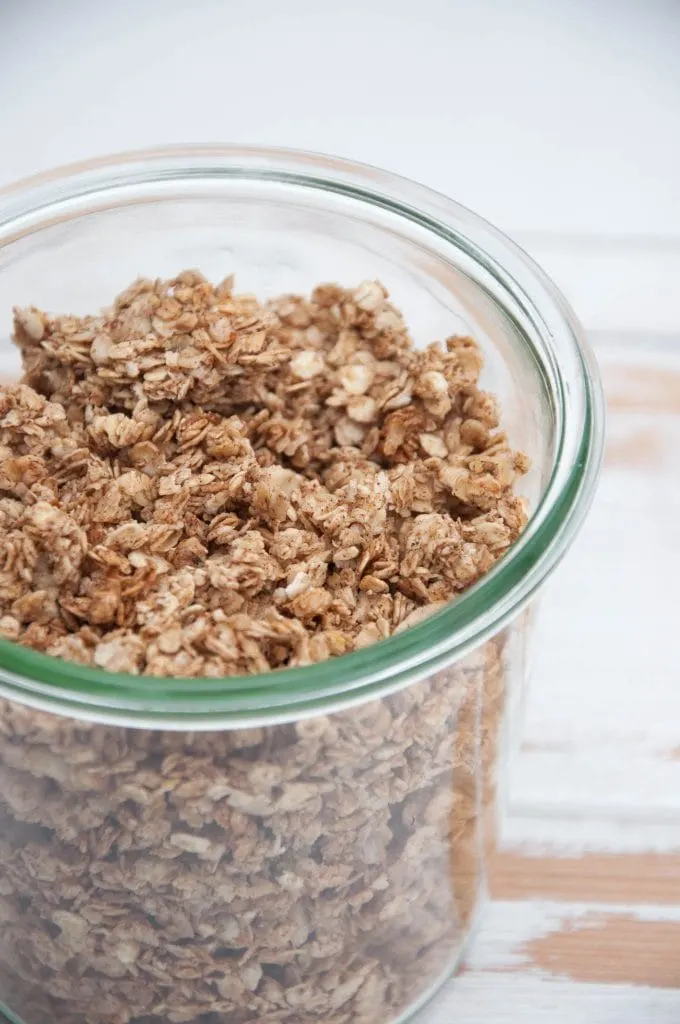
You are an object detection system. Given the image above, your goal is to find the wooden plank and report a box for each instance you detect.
[521,914,680,989]
[430,974,680,1024]
[423,900,680,1024]
[491,851,680,905]
[511,344,680,835]
[502,813,680,856]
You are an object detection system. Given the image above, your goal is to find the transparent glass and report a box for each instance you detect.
[0,146,604,1024]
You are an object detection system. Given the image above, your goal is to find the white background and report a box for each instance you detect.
[1,0,679,240]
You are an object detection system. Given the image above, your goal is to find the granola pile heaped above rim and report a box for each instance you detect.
[0,272,528,676]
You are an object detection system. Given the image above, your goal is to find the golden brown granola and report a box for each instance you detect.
[0,273,529,1024]
[2,273,528,671]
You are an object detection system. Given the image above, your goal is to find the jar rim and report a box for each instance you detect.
[0,144,605,726]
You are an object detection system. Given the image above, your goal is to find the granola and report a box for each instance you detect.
[0,274,528,1023]
[2,273,527,671]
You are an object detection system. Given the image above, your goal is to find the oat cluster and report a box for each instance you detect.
[0,273,528,673]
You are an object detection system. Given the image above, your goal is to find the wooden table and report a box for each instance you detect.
[425,238,680,1022]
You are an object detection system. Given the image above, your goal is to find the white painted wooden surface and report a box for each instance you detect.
[433,902,680,1024]
[424,235,680,1021]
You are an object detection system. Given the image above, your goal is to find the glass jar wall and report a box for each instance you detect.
[0,147,603,1024]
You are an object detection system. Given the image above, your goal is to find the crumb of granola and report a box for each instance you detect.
[2,273,528,675]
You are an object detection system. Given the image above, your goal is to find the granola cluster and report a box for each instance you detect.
[0,273,528,1024]
[1,273,528,671]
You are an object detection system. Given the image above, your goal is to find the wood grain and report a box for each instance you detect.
[522,914,680,988]
[491,852,680,905]
[427,901,680,1023]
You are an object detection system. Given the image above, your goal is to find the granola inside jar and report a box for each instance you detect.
[0,147,603,1024]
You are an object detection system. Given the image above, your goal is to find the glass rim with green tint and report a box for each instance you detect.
[0,145,605,728]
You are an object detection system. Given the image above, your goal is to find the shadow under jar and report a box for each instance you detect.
[0,146,603,1024]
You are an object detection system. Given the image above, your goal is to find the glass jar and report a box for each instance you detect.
[0,146,603,1024]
